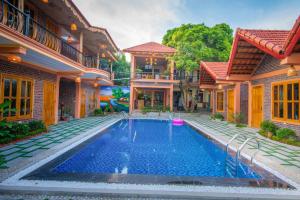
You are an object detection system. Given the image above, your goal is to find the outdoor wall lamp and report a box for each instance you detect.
[75,77,81,83]
[70,23,77,31]
[7,54,22,63]
[217,84,223,90]
[41,0,48,3]
[287,65,297,77]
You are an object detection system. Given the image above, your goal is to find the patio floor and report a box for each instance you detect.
[0,115,119,169]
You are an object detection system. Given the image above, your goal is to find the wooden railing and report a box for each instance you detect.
[0,0,111,74]
[134,72,171,80]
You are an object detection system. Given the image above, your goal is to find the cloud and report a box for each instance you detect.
[73,0,185,50]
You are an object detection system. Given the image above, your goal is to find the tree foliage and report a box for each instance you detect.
[162,23,233,72]
[112,54,130,86]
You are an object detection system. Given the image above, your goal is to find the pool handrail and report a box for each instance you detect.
[225,133,247,153]
[237,137,260,164]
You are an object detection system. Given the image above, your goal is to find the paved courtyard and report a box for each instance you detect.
[0,115,118,169]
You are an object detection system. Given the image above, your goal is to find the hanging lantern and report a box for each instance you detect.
[287,65,298,77]
[100,44,107,49]
[41,0,48,3]
[70,23,77,31]
[75,77,81,83]
[93,82,98,87]
[101,53,106,58]
[66,35,73,43]
[217,84,223,90]
[7,55,22,63]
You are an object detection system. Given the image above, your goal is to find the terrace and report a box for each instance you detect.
[0,0,117,76]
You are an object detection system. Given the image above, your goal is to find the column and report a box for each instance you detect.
[151,91,154,107]
[131,55,135,79]
[170,60,174,80]
[95,86,100,108]
[169,86,173,111]
[234,82,241,114]
[79,31,84,64]
[247,81,252,127]
[54,75,61,123]
[211,89,215,114]
[129,85,134,113]
[74,79,81,118]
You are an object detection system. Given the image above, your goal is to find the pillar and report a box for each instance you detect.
[129,85,134,113]
[211,89,215,114]
[170,60,174,80]
[54,75,60,123]
[74,80,81,118]
[151,91,154,107]
[95,86,100,108]
[247,81,252,127]
[79,31,84,64]
[131,55,135,79]
[234,82,241,114]
[169,86,173,111]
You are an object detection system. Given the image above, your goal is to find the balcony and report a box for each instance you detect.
[134,72,171,80]
[0,0,111,73]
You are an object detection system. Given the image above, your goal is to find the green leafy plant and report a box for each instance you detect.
[104,105,111,113]
[94,108,104,116]
[275,128,296,139]
[10,123,30,136]
[211,113,224,121]
[260,120,278,134]
[28,120,46,132]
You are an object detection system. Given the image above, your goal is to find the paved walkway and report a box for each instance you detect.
[0,115,118,169]
[181,114,300,169]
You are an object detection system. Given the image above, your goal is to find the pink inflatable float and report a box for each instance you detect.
[172,118,184,126]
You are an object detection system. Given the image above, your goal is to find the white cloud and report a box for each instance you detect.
[73,0,185,50]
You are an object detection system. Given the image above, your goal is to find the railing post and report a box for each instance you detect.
[0,0,4,22]
[24,10,30,36]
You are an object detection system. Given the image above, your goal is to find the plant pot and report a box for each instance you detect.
[155,74,160,79]
[267,132,273,138]
[164,75,169,80]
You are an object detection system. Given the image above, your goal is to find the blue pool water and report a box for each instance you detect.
[53,119,260,179]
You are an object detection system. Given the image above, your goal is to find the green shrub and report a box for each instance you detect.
[10,123,30,136]
[275,128,296,139]
[94,108,104,116]
[260,120,278,134]
[104,105,111,112]
[236,123,247,128]
[28,120,46,132]
[211,113,224,121]
[233,113,244,124]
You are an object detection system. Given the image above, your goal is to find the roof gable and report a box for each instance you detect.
[123,42,176,54]
[200,61,228,83]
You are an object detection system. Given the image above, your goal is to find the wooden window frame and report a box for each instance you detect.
[0,73,34,121]
[271,79,300,125]
[216,90,224,112]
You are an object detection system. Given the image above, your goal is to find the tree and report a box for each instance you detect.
[162,23,233,110]
[112,54,130,86]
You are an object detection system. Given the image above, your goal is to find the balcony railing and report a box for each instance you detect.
[0,0,111,73]
[134,72,171,80]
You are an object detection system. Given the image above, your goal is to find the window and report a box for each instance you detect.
[216,91,224,112]
[1,74,33,120]
[272,80,300,123]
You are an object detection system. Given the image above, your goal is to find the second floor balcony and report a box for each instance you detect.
[0,0,115,73]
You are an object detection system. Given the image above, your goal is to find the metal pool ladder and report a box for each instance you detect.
[225,134,261,177]
[226,134,260,164]
[121,111,129,119]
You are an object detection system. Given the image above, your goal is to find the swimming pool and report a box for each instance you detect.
[23,119,293,188]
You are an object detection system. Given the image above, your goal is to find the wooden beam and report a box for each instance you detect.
[280,53,300,65]
[0,45,27,54]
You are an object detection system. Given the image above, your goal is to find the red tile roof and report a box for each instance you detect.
[200,61,228,80]
[123,42,176,54]
[284,16,300,55]
[237,29,290,55]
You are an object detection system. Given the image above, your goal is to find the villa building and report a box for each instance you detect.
[203,16,300,134]
[0,0,119,125]
[124,42,177,112]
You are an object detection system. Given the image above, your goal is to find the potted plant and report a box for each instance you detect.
[135,68,143,79]
[163,70,170,80]
[155,73,160,79]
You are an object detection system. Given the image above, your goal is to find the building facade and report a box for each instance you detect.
[0,0,119,125]
[203,16,300,135]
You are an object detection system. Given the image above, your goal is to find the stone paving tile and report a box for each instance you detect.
[0,115,118,168]
[184,115,300,169]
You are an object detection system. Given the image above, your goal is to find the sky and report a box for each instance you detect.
[73,0,300,50]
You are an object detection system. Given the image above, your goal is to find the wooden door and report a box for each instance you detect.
[252,85,263,128]
[43,81,56,126]
[227,89,234,122]
[80,89,86,118]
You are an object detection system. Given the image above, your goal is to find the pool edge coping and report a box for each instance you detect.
[0,117,299,199]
